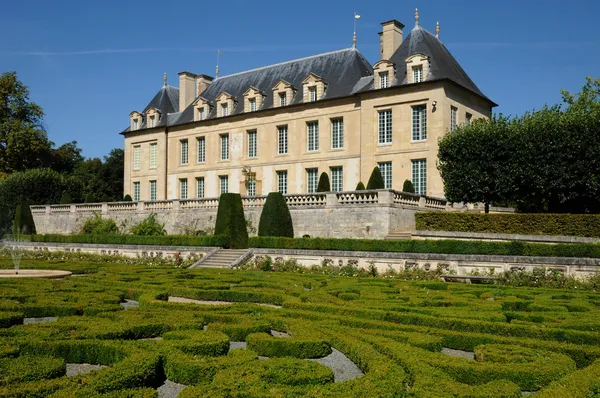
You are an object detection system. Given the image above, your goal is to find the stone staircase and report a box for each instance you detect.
[384,231,413,240]
[191,249,252,269]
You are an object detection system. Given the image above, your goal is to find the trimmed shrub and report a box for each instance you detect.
[214,193,248,249]
[13,202,36,235]
[81,214,119,235]
[258,192,294,238]
[366,167,385,190]
[403,180,415,193]
[84,193,97,203]
[130,213,165,236]
[26,233,228,247]
[59,193,73,204]
[123,194,133,202]
[355,182,366,191]
[415,212,600,238]
[246,333,332,359]
[0,355,66,385]
[0,205,9,239]
[317,172,330,192]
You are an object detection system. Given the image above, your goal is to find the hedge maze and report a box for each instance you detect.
[1,261,600,397]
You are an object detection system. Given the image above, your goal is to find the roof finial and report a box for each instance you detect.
[436,21,440,38]
[163,72,167,86]
[353,12,361,48]
[216,50,222,78]
[415,8,420,27]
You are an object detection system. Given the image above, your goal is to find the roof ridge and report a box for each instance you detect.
[214,48,356,80]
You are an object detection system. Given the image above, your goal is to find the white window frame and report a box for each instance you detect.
[412,105,427,141]
[331,166,343,192]
[379,71,389,89]
[196,177,205,198]
[133,181,140,201]
[331,118,344,149]
[198,107,205,121]
[466,113,472,126]
[279,92,287,107]
[307,121,319,152]
[306,168,318,193]
[179,178,188,200]
[248,130,257,158]
[133,145,141,171]
[451,106,457,132]
[277,170,288,195]
[309,86,317,102]
[220,133,229,161]
[249,98,256,112]
[278,125,288,155]
[149,180,157,201]
[378,162,392,189]
[219,175,229,194]
[197,137,206,163]
[180,139,189,165]
[133,119,139,130]
[149,143,157,169]
[378,110,392,144]
[221,103,229,117]
[246,179,256,196]
[412,159,427,195]
[413,65,423,83]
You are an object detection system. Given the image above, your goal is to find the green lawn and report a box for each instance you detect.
[1,259,600,397]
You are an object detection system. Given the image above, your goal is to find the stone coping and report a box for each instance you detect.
[252,248,600,266]
[0,269,72,278]
[4,241,213,252]
[413,230,600,244]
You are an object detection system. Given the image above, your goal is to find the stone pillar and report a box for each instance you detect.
[378,190,393,205]
[137,201,145,211]
[418,196,426,208]
[70,204,76,213]
[325,193,338,207]
[173,200,181,211]
[45,205,51,215]
[101,203,108,215]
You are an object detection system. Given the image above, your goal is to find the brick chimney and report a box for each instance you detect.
[178,71,197,112]
[196,74,214,97]
[379,20,404,60]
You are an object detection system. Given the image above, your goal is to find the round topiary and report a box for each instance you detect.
[355,182,366,191]
[317,172,330,192]
[366,167,385,190]
[123,194,133,202]
[403,179,415,194]
[59,192,73,204]
[13,203,36,235]
[258,192,294,238]
[214,193,248,249]
[84,193,97,203]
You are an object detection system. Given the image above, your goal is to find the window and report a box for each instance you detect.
[221,103,229,117]
[180,139,189,164]
[412,159,427,195]
[219,175,228,194]
[277,170,288,194]
[412,105,427,141]
[133,182,140,201]
[149,115,156,128]
[378,162,392,189]
[309,86,317,102]
[133,145,141,170]
[149,180,157,201]
[279,92,287,107]
[378,110,393,144]
[197,137,205,163]
[331,118,344,149]
[220,134,229,161]
[306,168,318,193]
[149,143,157,169]
[247,179,256,196]
[179,179,188,199]
[379,71,389,89]
[451,106,457,132]
[198,107,205,121]
[248,130,257,158]
[466,113,472,126]
[278,125,288,155]
[331,167,343,192]
[413,65,423,83]
[133,119,139,130]
[249,98,256,112]
[196,177,205,198]
[307,121,319,151]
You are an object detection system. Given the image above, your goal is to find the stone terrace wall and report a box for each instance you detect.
[31,190,447,239]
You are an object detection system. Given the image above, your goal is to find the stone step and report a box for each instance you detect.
[191,249,252,269]
[385,232,412,240]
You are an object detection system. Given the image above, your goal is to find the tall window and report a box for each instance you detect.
[413,65,423,83]
[149,180,157,201]
[149,143,157,169]
[133,119,139,130]
[307,121,319,151]
[248,130,257,158]
[306,168,318,193]
[133,182,140,201]
[309,86,317,102]
[220,134,229,161]
[412,159,427,195]
[221,103,229,117]
[133,145,141,170]
[378,110,393,144]
[451,106,457,132]
[412,105,427,141]
[379,71,389,89]
[278,125,288,155]
[196,177,205,198]
[378,162,392,189]
[198,107,205,121]
[180,178,188,200]
[219,175,229,194]
[180,139,189,164]
[279,92,287,107]
[149,115,156,128]
[247,180,256,196]
[466,113,472,126]
[197,137,206,163]
[249,98,256,112]
[277,170,288,194]
[331,118,344,149]
[331,167,343,192]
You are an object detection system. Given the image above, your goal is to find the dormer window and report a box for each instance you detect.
[130,111,143,131]
[373,60,395,90]
[309,86,317,102]
[249,98,256,112]
[413,65,423,83]
[198,107,205,120]
[272,80,295,108]
[379,71,389,89]
[133,119,139,130]
[145,108,160,129]
[279,92,287,107]
[406,54,429,84]
[302,73,326,103]
[149,115,156,128]
[221,103,229,117]
[243,87,264,113]
[216,92,235,117]
[193,97,211,122]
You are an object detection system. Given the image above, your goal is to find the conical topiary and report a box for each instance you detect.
[402,180,415,194]
[84,193,97,203]
[355,182,366,191]
[258,192,294,237]
[366,167,385,190]
[60,192,73,204]
[317,172,330,192]
[13,203,36,235]
[214,193,248,249]
[123,194,133,202]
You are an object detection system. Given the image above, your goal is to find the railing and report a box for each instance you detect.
[241,196,266,208]
[336,190,378,205]
[285,193,326,207]
[393,190,421,207]
[143,200,173,211]
[74,204,102,212]
[107,202,137,212]
[180,198,220,209]
[425,196,447,210]
[30,206,47,214]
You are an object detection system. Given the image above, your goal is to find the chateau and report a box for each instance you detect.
[122,10,496,201]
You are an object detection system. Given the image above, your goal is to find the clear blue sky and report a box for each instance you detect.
[1,0,598,159]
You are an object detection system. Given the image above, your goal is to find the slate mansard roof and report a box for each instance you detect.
[123,25,495,133]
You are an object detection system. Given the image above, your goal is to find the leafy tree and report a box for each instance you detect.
[13,203,36,235]
[60,192,73,204]
[355,182,366,191]
[402,180,415,194]
[51,141,84,174]
[258,192,294,238]
[0,205,8,239]
[123,194,132,202]
[84,193,97,203]
[317,172,330,192]
[103,148,124,200]
[366,167,385,190]
[215,193,248,248]
[81,214,118,235]
[0,168,65,215]
[130,213,165,236]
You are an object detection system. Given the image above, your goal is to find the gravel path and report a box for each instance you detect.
[441,348,475,360]
[308,348,364,383]
[270,330,290,338]
[157,380,187,398]
[23,317,57,325]
[168,297,232,305]
[229,341,247,351]
[66,363,107,376]
[120,299,139,310]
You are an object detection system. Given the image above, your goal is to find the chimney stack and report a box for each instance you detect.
[178,71,197,112]
[379,20,404,60]
[196,74,214,97]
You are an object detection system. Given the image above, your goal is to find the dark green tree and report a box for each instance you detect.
[214,193,248,249]
[317,172,330,192]
[355,181,366,191]
[60,192,73,204]
[103,148,124,200]
[123,194,133,202]
[366,167,385,190]
[258,192,294,237]
[50,141,84,174]
[0,168,66,215]
[13,203,36,235]
[402,180,415,194]
[84,193,97,203]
